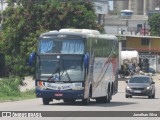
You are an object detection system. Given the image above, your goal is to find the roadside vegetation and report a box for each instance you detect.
[148,13,160,36]
[0,77,35,102]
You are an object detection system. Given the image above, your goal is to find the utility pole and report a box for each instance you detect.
[144,21,146,36]
[98,14,102,24]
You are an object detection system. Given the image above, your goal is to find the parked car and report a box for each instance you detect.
[125,75,155,99]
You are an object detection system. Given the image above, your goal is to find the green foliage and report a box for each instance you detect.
[109,11,119,15]
[19,89,35,99]
[0,89,35,101]
[0,76,35,101]
[148,13,160,36]
[0,0,103,76]
[0,76,23,96]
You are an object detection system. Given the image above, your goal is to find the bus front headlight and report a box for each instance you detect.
[72,87,84,90]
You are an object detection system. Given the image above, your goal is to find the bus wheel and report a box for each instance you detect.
[101,94,109,103]
[82,97,90,105]
[96,98,103,103]
[82,93,90,105]
[82,87,92,105]
[104,95,109,103]
[107,91,111,103]
[42,98,50,105]
[100,91,111,103]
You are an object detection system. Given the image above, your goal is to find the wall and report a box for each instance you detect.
[150,38,160,48]
[126,37,150,50]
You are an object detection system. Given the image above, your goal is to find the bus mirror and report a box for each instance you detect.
[29,52,36,66]
[84,53,89,68]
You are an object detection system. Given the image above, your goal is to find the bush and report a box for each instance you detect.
[0,76,23,97]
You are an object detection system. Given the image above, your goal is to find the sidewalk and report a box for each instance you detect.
[152,74,160,81]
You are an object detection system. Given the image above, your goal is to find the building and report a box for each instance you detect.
[104,15,148,35]
[114,0,160,15]
[121,35,160,72]
[103,0,160,72]
[93,0,109,24]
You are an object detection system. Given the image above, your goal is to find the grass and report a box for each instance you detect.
[0,77,36,102]
[0,89,36,102]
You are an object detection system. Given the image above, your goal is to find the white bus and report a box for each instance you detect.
[29,29,119,105]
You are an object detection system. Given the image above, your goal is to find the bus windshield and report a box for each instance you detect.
[38,55,84,81]
[38,38,84,54]
[37,37,85,81]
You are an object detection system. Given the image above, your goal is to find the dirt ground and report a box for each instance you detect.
[20,76,35,92]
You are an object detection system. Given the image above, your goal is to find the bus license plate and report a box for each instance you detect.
[55,93,63,97]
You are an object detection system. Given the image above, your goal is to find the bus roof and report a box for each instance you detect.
[40,29,117,41]
[89,34,118,41]
[59,29,100,35]
[59,29,117,40]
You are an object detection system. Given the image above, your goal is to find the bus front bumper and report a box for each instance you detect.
[36,89,84,99]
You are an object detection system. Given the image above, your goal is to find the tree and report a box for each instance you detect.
[0,0,103,77]
[148,13,160,36]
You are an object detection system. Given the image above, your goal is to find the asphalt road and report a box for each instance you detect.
[1,75,160,120]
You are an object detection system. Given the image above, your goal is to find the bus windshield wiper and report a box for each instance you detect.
[61,69,71,82]
[61,60,71,81]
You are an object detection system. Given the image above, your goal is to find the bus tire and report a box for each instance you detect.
[95,98,101,103]
[42,98,50,105]
[107,91,111,103]
[103,95,108,103]
[96,97,105,103]
[82,90,91,105]
[82,97,90,105]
